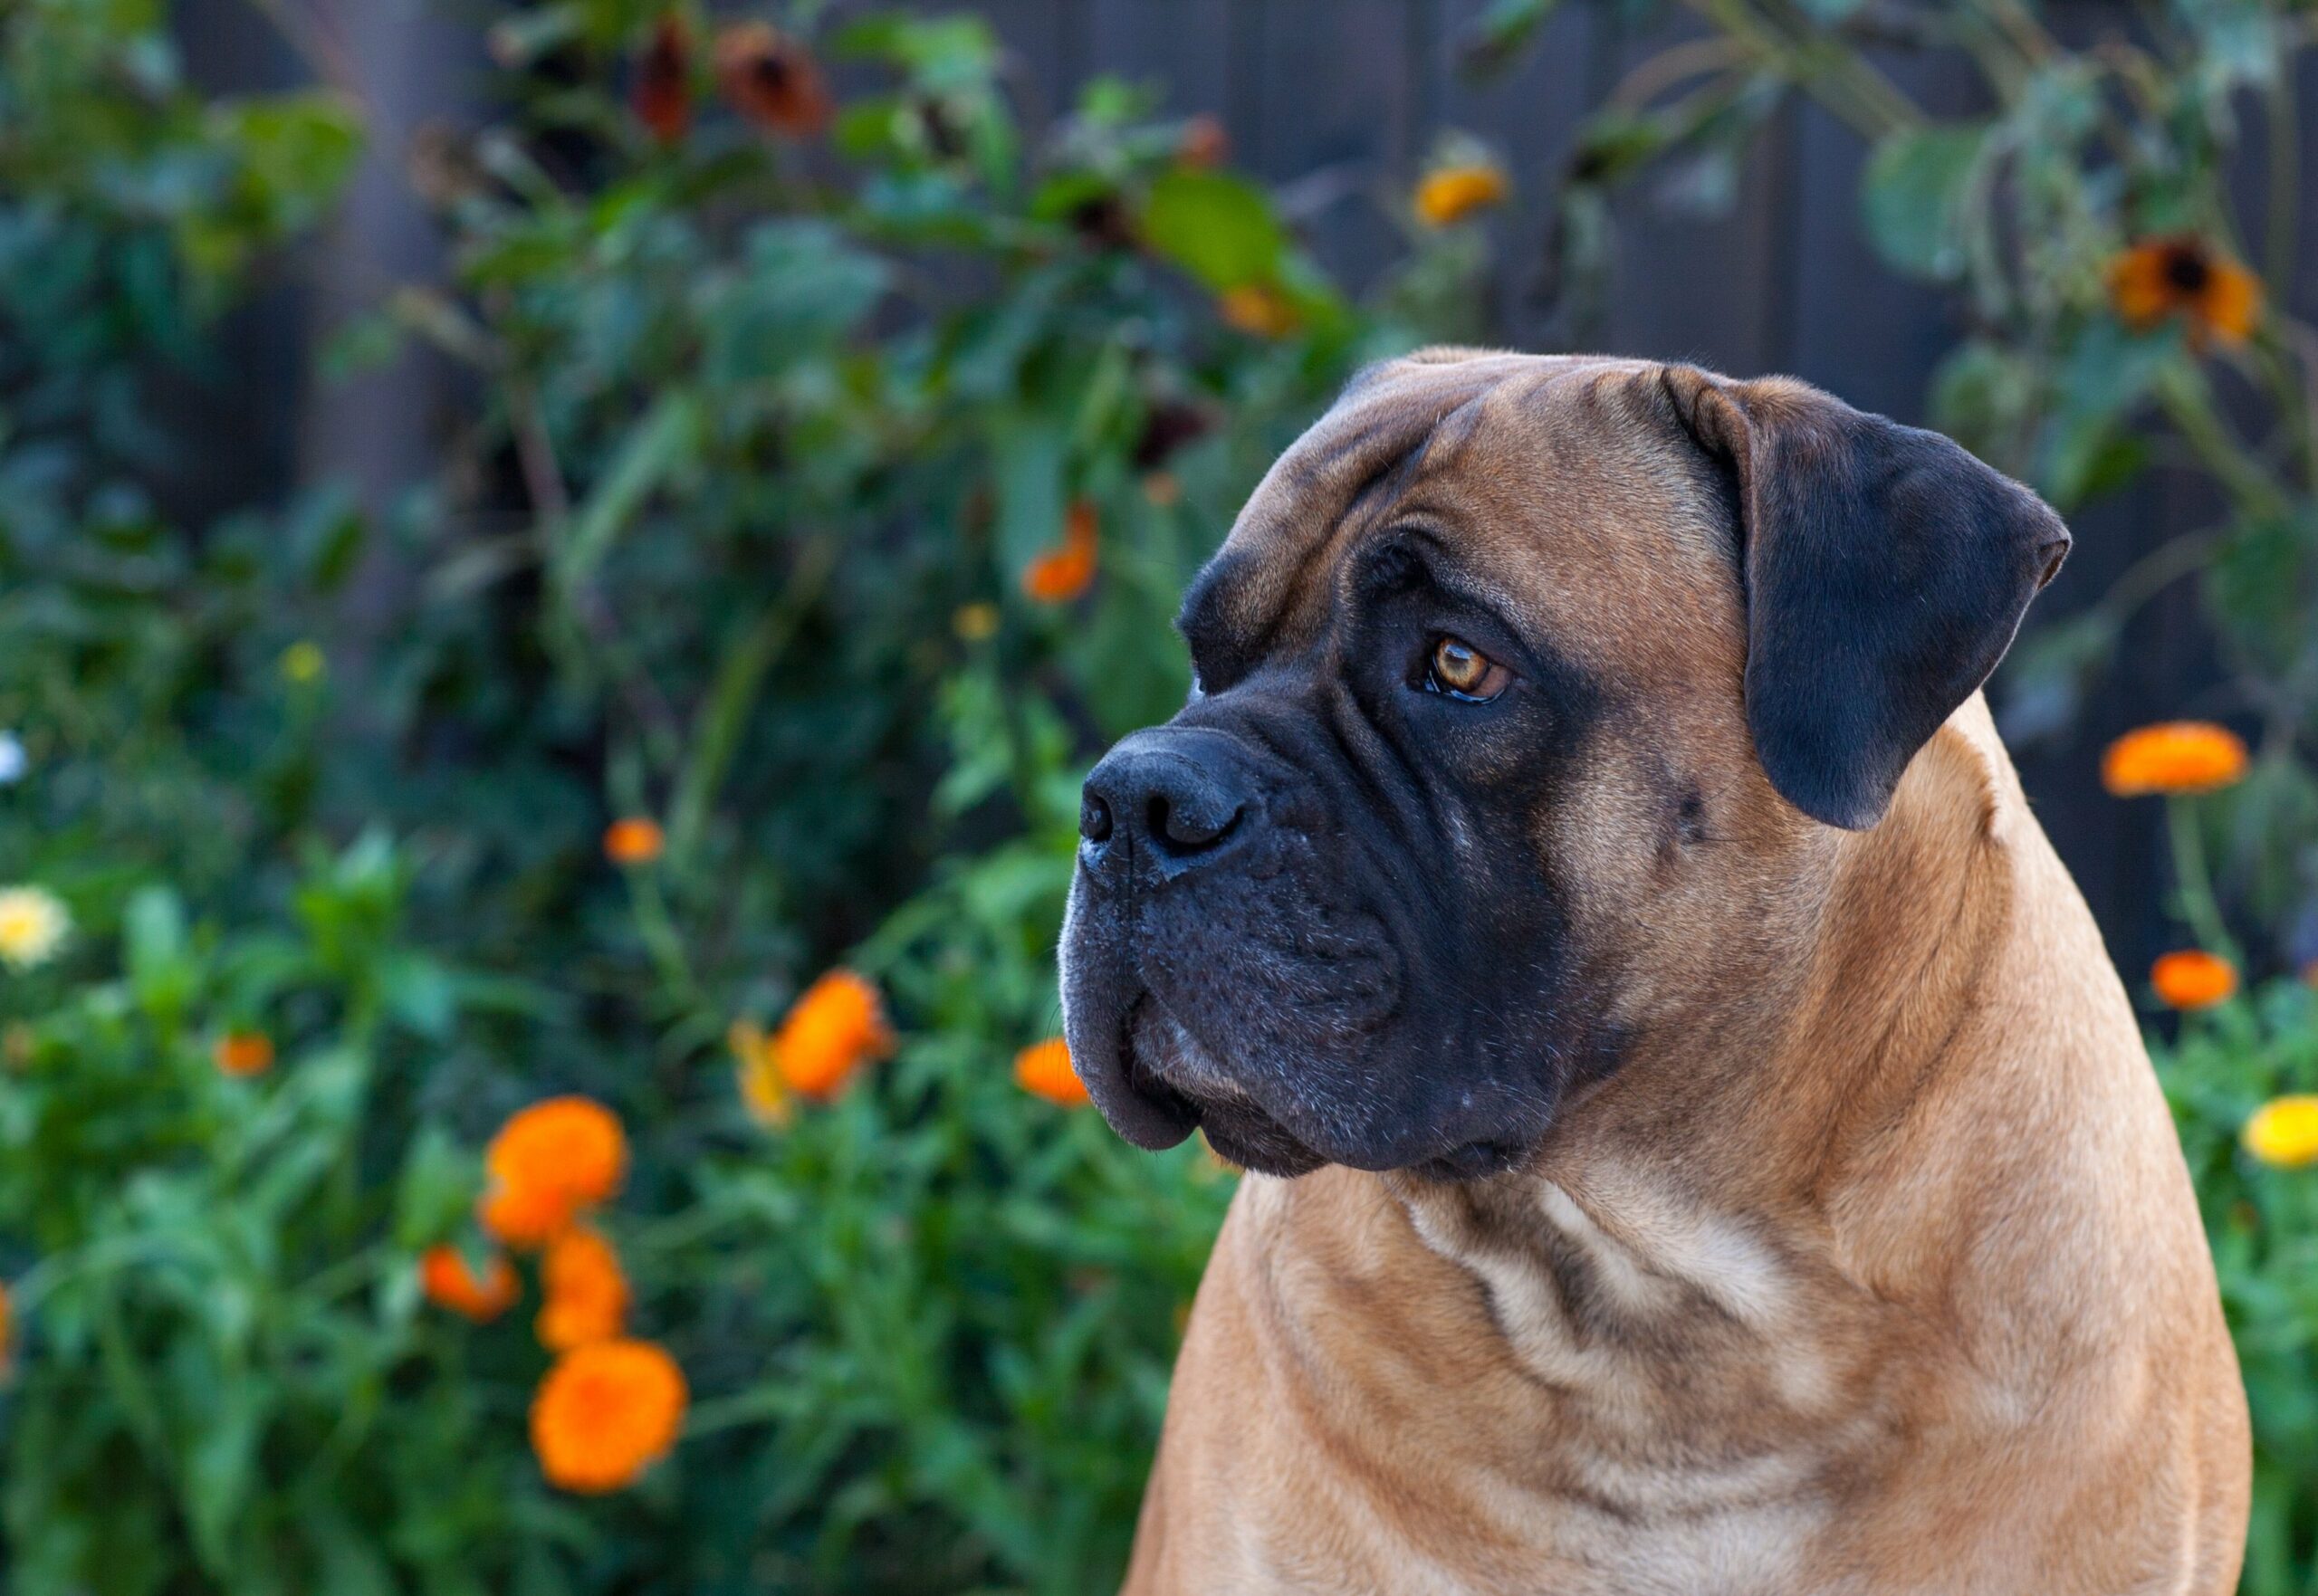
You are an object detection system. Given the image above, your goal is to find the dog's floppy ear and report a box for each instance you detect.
[1660,366,2071,830]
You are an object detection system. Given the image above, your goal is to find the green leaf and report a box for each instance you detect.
[1861,125,1988,282]
[554,389,702,590]
[1139,169,1288,291]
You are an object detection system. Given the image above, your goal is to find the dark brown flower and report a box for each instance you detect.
[631,16,693,146]
[714,21,833,139]
[1133,400,1212,469]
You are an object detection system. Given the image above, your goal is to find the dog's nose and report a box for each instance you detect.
[1081,729,1250,869]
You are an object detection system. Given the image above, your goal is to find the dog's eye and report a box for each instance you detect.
[1424,636,1510,702]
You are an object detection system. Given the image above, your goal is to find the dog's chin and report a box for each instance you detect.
[1104,996,1535,1182]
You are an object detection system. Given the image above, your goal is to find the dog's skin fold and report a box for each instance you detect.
[1061,352,2249,1594]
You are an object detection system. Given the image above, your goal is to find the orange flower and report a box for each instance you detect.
[772,970,895,1100]
[603,816,666,865]
[537,1225,630,1351]
[478,1096,627,1248]
[1216,282,1298,339]
[2107,236,2262,348]
[418,1244,521,1323]
[1014,1037,1089,1106]
[2151,950,2237,1010]
[531,1338,687,1494]
[1178,113,1230,168]
[714,21,832,138]
[632,15,692,144]
[1022,501,1098,604]
[1413,163,1509,227]
[212,1031,274,1078]
[2102,722,2250,797]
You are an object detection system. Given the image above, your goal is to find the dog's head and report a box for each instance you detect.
[1059,353,2068,1180]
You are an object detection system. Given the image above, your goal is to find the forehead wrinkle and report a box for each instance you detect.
[1204,367,1523,662]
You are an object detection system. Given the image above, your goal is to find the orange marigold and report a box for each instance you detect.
[632,15,692,144]
[2151,950,2237,1010]
[1413,162,1509,228]
[212,1031,274,1078]
[714,21,832,138]
[418,1244,521,1323]
[1014,1037,1090,1106]
[531,1338,688,1494]
[537,1224,630,1351]
[773,970,895,1100]
[603,816,666,865]
[1022,501,1098,604]
[2107,235,2262,348]
[1216,282,1298,339]
[478,1096,627,1248]
[2101,722,2249,797]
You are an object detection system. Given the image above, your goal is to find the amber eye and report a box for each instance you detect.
[1426,636,1509,701]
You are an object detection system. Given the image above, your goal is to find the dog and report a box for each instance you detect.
[1058,352,2250,1594]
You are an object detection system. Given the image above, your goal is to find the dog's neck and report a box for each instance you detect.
[1357,712,2028,1449]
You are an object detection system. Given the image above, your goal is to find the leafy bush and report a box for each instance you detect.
[0,3,1491,1591]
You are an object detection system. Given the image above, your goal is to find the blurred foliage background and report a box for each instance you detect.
[3,0,2318,1591]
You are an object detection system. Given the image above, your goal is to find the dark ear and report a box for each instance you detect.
[1661,367,2071,830]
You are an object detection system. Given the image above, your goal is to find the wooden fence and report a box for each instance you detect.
[183,0,2313,970]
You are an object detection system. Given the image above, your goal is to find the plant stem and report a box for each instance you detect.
[2166,796,2239,963]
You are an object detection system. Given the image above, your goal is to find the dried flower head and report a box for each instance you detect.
[2107,236,2262,348]
[714,21,832,137]
[632,15,693,143]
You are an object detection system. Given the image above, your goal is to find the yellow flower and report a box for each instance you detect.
[952,602,1001,643]
[771,970,895,1101]
[2107,235,2262,348]
[2150,950,2237,1010]
[478,1096,627,1248]
[2101,722,2249,797]
[729,1018,790,1127]
[0,886,69,972]
[531,1338,688,1494]
[1013,1037,1090,1106]
[1216,283,1298,339]
[2243,1095,2318,1169]
[281,641,326,684]
[1413,163,1509,228]
[602,816,666,865]
[419,1244,521,1323]
[536,1224,629,1351]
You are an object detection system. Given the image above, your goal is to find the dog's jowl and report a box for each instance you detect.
[1059,352,2251,1595]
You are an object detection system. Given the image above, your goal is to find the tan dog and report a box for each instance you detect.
[1059,352,2249,1594]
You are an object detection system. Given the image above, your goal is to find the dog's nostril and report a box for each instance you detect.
[1151,793,1239,851]
[1080,792,1113,844]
